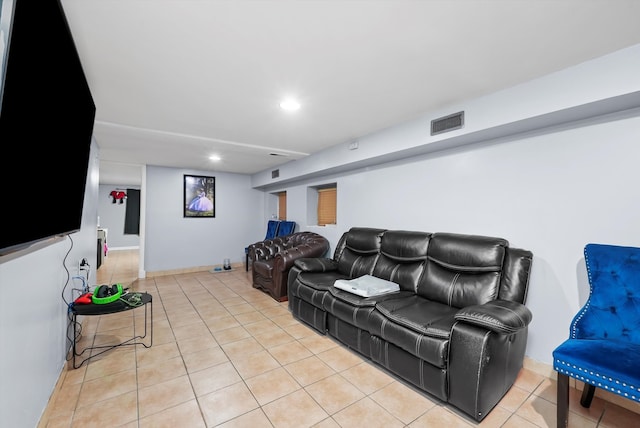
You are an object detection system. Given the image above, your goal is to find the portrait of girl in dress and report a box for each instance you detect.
[184,175,215,217]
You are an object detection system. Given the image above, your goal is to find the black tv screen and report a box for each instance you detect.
[0,0,96,256]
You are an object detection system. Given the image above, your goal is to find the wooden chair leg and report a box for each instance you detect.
[580,383,595,408]
[557,373,569,428]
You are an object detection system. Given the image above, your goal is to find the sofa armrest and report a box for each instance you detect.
[293,257,338,272]
[448,318,529,420]
[252,242,276,261]
[455,300,532,334]
[274,244,331,272]
[247,241,264,255]
[248,241,269,261]
[449,300,532,420]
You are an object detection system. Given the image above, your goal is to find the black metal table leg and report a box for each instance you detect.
[70,292,153,369]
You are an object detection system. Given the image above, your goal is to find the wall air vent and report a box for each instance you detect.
[431,111,464,136]
[271,169,280,179]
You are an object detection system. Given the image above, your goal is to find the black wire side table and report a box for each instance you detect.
[69,292,153,369]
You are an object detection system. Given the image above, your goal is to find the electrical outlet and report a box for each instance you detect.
[78,258,89,275]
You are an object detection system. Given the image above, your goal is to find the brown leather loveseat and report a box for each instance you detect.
[248,231,329,302]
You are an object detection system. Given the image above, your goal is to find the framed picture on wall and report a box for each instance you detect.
[184,174,215,217]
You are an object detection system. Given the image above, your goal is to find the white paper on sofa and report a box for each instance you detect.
[334,274,400,297]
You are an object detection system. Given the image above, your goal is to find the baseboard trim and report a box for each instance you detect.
[145,262,244,278]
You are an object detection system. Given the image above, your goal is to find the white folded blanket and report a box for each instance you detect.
[334,274,400,297]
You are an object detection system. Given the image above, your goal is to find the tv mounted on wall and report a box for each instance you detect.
[0,0,96,257]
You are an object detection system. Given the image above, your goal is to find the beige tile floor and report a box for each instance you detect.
[38,249,640,427]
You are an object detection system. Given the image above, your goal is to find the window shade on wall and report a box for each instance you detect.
[278,192,287,220]
[317,187,336,225]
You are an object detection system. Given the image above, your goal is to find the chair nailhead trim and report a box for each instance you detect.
[571,250,594,339]
[554,358,639,402]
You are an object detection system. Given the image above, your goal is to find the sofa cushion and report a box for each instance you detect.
[417,233,507,307]
[336,228,385,277]
[374,295,458,338]
[372,230,430,292]
[369,295,457,367]
[378,230,431,262]
[324,286,413,330]
[343,227,386,254]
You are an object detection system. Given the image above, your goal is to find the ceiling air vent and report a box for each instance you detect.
[431,111,464,136]
[271,169,280,179]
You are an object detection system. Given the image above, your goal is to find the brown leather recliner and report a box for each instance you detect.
[248,231,329,302]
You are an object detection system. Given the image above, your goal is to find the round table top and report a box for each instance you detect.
[71,291,151,316]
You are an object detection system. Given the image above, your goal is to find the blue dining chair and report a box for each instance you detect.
[553,243,640,427]
[245,220,281,271]
[276,220,295,237]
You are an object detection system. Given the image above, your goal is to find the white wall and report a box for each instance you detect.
[143,166,264,272]
[253,44,640,190]
[252,45,640,367]
[271,113,640,365]
[98,184,141,249]
[0,138,100,428]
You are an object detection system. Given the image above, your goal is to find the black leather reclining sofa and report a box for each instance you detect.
[287,227,533,422]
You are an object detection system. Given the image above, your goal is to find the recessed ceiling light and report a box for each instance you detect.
[209,155,221,161]
[279,98,300,111]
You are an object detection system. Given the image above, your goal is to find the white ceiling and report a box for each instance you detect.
[59,0,640,186]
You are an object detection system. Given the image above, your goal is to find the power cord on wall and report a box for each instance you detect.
[62,235,84,359]
[62,235,75,308]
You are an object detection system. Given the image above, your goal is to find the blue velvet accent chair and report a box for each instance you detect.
[245,220,281,271]
[264,219,281,239]
[276,220,296,237]
[553,243,640,427]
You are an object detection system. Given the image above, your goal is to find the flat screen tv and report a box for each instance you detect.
[0,0,96,257]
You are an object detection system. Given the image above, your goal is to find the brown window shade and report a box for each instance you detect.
[317,187,336,226]
[278,192,287,220]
